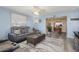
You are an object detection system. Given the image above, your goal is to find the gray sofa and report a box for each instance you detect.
[8,26,32,43]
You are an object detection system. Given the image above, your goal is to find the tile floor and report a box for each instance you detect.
[14,32,76,52]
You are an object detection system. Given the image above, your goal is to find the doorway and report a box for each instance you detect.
[46,16,67,38]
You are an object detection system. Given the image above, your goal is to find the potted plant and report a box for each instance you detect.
[47,25,52,32]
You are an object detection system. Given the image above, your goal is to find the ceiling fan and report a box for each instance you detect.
[32,6,46,15]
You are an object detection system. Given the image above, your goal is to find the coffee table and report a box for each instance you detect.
[26,34,45,45]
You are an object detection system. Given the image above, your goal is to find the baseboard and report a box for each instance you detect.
[0,39,8,40]
[67,38,74,40]
[0,38,8,43]
[0,36,8,40]
[0,39,8,43]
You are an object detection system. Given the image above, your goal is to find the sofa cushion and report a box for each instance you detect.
[14,29,21,35]
[21,28,28,34]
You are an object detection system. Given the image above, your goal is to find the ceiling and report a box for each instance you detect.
[2,6,79,16]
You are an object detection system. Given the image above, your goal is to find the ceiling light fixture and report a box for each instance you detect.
[32,6,45,16]
[33,11,39,15]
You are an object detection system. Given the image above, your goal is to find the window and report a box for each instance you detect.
[11,13,27,26]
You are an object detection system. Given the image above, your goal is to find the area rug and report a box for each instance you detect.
[19,36,64,52]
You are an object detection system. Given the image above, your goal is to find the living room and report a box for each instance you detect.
[0,6,79,52]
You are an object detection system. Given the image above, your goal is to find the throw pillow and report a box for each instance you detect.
[14,29,21,35]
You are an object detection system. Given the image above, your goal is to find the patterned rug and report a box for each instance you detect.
[18,36,64,52]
